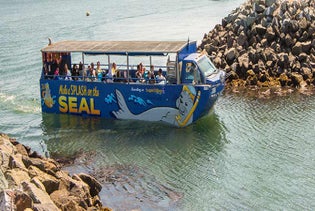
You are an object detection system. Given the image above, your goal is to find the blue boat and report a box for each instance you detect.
[40,40,225,127]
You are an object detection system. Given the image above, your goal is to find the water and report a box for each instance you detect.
[1,0,315,210]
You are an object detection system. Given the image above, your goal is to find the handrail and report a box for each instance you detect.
[41,74,167,85]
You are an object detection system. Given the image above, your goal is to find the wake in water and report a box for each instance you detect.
[0,91,41,113]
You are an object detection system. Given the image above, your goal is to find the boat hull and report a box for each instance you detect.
[40,79,222,127]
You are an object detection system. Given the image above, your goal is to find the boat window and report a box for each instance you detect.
[197,56,216,76]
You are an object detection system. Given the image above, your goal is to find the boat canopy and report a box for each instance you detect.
[41,40,192,56]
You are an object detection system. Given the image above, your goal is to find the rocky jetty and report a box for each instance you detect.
[200,0,315,90]
[0,133,111,211]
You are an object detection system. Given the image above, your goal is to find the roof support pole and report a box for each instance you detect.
[108,55,111,76]
[126,53,129,84]
[176,55,180,84]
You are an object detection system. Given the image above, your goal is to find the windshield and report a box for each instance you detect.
[197,56,217,76]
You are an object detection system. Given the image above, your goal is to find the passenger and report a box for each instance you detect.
[89,62,96,81]
[51,58,58,78]
[136,64,145,83]
[54,67,60,80]
[148,71,155,84]
[58,56,66,77]
[64,64,72,80]
[86,65,91,81]
[156,68,166,84]
[110,62,119,77]
[136,64,142,78]
[96,61,103,81]
[78,62,86,80]
[72,64,79,80]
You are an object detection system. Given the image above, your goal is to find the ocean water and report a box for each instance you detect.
[1,0,315,210]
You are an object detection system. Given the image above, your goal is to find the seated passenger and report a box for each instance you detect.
[148,71,155,84]
[136,64,145,83]
[54,67,60,80]
[111,62,118,77]
[72,64,79,80]
[155,68,166,84]
[89,63,96,81]
[78,62,85,80]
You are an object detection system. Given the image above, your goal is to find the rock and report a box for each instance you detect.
[225,48,237,63]
[28,166,59,195]
[292,42,303,56]
[70,174,92,208]
[237,31,247,46]
[238,54,249,69]
[291,72,307,87]
[299,17,309,30]
[0,170,8,190]
[21,182,59,211]
[14,144,29,157]
[279,73,290,86]
[301,67,312,79]
[266,26,276,42]
[253,2,266,13]
[30,177,46,192]
[78,173,102,197]
[9,153,26,169]
[301,41,312,53]
[254,24,267,35]
[298,53,308,62]
[284,34,294,47]
[4,168,30,187]
[265,0,276,7]
[0,190,14,211]
[0,134,110,211]
[15,190,33,211]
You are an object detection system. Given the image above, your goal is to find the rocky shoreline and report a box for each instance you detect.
[0,133,111,211]
[199,0,315,93]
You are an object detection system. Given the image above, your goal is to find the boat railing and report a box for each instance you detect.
[41,73,168,85]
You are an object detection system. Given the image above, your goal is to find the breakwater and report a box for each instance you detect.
[0,133,111,211]
[200,0,315,91]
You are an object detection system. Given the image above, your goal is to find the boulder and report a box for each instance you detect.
[4,168,30,187]
[238,54,249,69]
[254,24,267,35]
[265,0,276,7]
[292,42,303,56]
[9,153,26,170]
[21,181,59,211]
[22,156,59,176]
[225,48,237,63]
[15,190,33,211]
[265,27,276,42]
[28,166,59,195]
[253,2,266,13]
[301,41,312,53]
[0,190,15,211]
[0,170,8,190]
[279,73,290,86]
[299,17,309,30]
[291,72,307,87]
[78,173,102,197]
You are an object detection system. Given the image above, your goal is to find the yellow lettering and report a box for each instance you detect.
[79,98,90,114]
[59,96,68,112]
[90,98,100,115]
[68,97,78,113]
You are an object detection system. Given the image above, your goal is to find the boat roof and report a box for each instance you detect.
[41,40,190,55]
